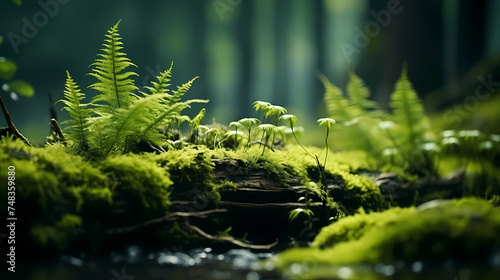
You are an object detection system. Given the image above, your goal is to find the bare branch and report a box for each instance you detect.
[0,96,32,146]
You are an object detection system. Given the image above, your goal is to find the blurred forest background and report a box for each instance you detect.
[1,0,499,145]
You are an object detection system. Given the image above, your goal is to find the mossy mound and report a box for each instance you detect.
[210,145,382,210]
[273,197,500,274]
[0,136,385,254]
[100,153,173,218]
[0,137,111,252]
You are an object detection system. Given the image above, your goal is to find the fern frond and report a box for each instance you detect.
[59,71,92,144]
[169,77,198,105]
[140,99,208,144]
[319,73,353,122]
[139,72,207,144]
[389,67,430,148]
[103,94,165,154]
[89,20,138,112]
[346,71,378,116]
[143,62,173,96]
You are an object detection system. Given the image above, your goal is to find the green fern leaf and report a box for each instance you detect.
[346,71,378,116]
[89,20,138,111]
[140,99,208,145]
[139,71,208,144]
[143,62,172,96]
[389,67,429,148]
[169,76,199,105]
[319,73,353,122]
[59,71,92,144]
[104,94,165,154]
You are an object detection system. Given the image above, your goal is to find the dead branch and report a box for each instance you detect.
[50,118,66,142]
[184,223,278,250]
[0,96,32,146]
[106,209,227,235]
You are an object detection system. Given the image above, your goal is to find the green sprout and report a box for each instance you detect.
[224,130,247,151]
[265,105,287,123]
[189,108,206,144]
[229,121,243,150]
[206,128,220,149]
[317,118,336,168]
[253,101,271,112]
[288,207,314,222]
[173,115,190,141]
[253,101,287,124]
[238,117,261,151]
[280,114,314,159]
[258,123,278,155]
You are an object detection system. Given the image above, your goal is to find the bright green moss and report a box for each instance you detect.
[0,137,110,212]
[273,198,500,275]
[0,138,112,251]
[336,171,382,210]
[155,146,215,184]
[210,145,381,210]
[209,145,378,182]
[100,153,173,217]
[312,207,413,248]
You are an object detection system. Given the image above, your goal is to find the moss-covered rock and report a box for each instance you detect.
[30,214,82,251]
[0,137,110,212]
[0,137,111,252]
[156,146,215,185]
[273,197,500,275]
[0,137,383,253]
[100,153,173,218]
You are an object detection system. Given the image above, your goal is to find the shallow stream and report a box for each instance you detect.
[14,246,500,280]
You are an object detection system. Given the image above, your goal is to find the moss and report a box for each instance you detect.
[273,198,500,275]
[100,153,173,217]
[0,138,113,251]
[156,145,215,185]
[209,145,381,212]
[209,145,378,183]
[30,214,82,251]
[312,207,413,248]
[0,137,110,213]
[209,179,238,192]
[335,171,382,210]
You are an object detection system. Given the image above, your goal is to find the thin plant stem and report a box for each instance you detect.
[234,127,238,151]
[291,128,315,160]
[324,128,329,168]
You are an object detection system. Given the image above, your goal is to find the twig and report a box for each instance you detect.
[0,96,32,146]
[106,209,227,235]
[184,223,278,250]
[50,118,66,142]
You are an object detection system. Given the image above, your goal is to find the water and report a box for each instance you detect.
[9,247,500,280]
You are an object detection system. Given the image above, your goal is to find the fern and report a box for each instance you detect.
[89,20,138,112]
[321,72,384,154]
[389,67,430,150]
[103,94,166,154]
[59,71,92,144]
[346,71,378,117]
[319,73,353,122]
[169,76,199,105]
[58,21,209,154]
[143,63,172,96]
[139,71,208,144]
